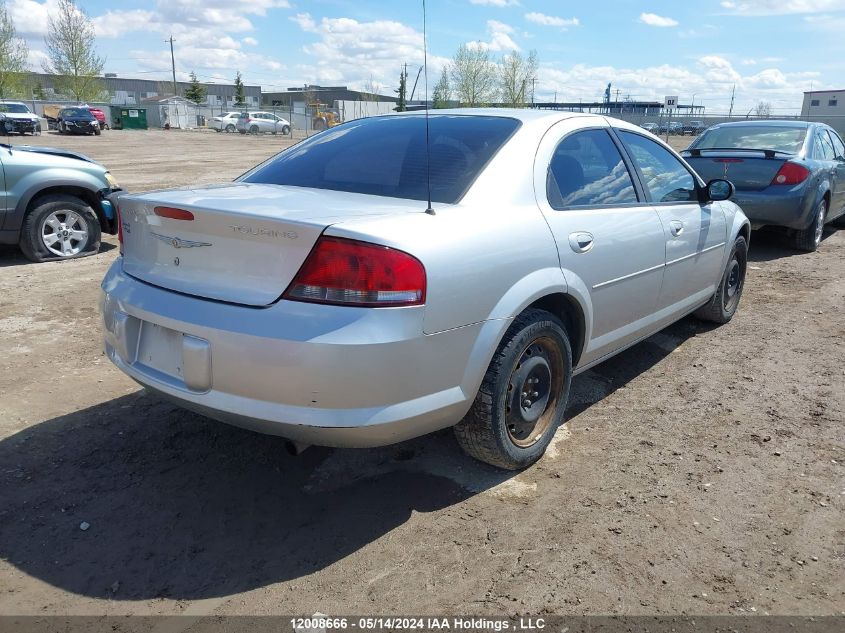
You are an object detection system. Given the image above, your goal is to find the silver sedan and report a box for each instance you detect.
[102,110,749,469]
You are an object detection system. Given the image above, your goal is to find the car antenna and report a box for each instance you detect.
[422,0,435,215]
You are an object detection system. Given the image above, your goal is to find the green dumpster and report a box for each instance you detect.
[112,107,147,130]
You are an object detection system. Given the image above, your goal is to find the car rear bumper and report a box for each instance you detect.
[732,186,814,230]
[100,261,481,447]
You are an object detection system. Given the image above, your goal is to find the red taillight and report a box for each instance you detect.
[284,236,426,307]
[154,206,194,221]
[116,204,124,255]
[244,117,251,123]
[771,161,810,185]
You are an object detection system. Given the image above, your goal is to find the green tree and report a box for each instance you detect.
[449,44,497,107]
[233,71,245,107]
[42,0,104,102]
[0,0,28,100]
[33,80,46,100]
[184,71,207,105]
[395,66,407,112]
[432,67,450,108]
[499,50,538,107]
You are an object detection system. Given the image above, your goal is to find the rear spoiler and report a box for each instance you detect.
[686,148,787,159]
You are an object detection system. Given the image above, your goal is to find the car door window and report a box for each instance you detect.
[546,129,638,209]
[815,131,836,160]
[829,131,845,160]
[618,131,698,203]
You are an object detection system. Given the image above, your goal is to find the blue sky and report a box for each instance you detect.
[10,0,845,112]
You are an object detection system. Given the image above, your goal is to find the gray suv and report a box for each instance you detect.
[0,143,121,261]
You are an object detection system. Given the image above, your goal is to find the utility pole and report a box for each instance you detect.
[614,88,620,113]
[167,35,177,97]
[728,84,735,118]
[531,77,538,105]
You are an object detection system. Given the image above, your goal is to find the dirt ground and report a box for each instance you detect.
[0,129,843,618]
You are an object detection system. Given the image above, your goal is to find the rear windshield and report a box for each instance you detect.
[240,114,521,204]
[0,103,30,113]
[694,125,807,154]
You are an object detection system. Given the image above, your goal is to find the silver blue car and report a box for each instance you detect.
[102,110,749,470]
[683,120,845,251]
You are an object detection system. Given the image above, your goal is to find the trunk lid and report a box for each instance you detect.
[684,149,790,191]
[118,183,425,306]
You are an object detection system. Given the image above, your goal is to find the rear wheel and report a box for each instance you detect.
[225,124,235,133]
[792,198,826,252]
[694,235,747,324]
[249,124,259,134]
[19,195,101,262]
[454,309,572,470]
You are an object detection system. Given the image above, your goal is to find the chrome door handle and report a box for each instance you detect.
[669,220,684,237]
[569,231,594,253]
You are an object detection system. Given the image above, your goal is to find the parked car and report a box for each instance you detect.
[659,121,683,135]
[640,122,659,133]
[683,120,845,251]
[0,101,40,135]
[103,110,749,470]
[57,107,101,136]
[87,106,109,130]
[210,111,242,133]
[236,111,291,135]
[0,144,121,261]
[683,120,706,136]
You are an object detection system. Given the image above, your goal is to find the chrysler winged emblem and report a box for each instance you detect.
[151,232,212,249]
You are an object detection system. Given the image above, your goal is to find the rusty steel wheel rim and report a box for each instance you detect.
[505,335,564,448]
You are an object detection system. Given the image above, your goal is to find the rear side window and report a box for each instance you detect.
[241,115,520,204]
[546,129,638,208]
[828,130,845,160]
[694,125,807,154]
[619,131,697,203]
[815,130,836,161]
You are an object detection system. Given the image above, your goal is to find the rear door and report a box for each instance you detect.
[535,119,666,365]
[826,130,845,218]
[617,129,727,317]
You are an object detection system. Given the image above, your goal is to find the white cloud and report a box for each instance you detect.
[242,37,258,45]
[94,10,157,38]
[469,0,519,6]
[524,12,579,28]
[639,12,679,27]
[721,0,845,14]
[290,12,317,31]
[466,19,520,51]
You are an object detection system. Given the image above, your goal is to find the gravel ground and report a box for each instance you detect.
[0,129,842,618]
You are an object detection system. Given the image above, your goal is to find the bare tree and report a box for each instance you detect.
[43,0,105,102]
[0,0,28,99]
[432,67,451,108]
[362,75,382,102]
[499,50,538,108]
[754,101,772,118]
[449,44,497,107]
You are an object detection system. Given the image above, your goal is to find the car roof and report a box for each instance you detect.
[712,120,813,129]
[398,107,603,124]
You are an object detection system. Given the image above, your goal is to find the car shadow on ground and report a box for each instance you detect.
[747,227,838,262]
[0,243,117,268]
[0,315,707,601]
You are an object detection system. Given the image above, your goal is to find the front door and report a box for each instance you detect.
[535,119,667,367]
[616,130,727,317]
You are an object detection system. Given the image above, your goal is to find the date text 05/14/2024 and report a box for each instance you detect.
[290,617,547,632]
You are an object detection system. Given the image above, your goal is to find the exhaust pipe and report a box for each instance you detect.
[285,440,311,456]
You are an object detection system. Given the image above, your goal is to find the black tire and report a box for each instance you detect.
[454,309,573,470]
[93,127,101,136]
[792,198,826,252]
[225,124,235,133]
[694,235,748,324]
[313,118,327,131]
[18,194,101,263]
[282,125,291,135]
[249,125,259,134]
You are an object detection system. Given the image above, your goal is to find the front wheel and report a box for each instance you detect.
[694,235,748,324]
[225,124,235,133]
[454,309,572,470]
[19,195,101,262]
[792,198,826,252]
[281,125,291,135]
[249,125,259,134]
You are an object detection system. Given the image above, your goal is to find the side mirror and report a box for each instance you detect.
[706,178,734,201]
